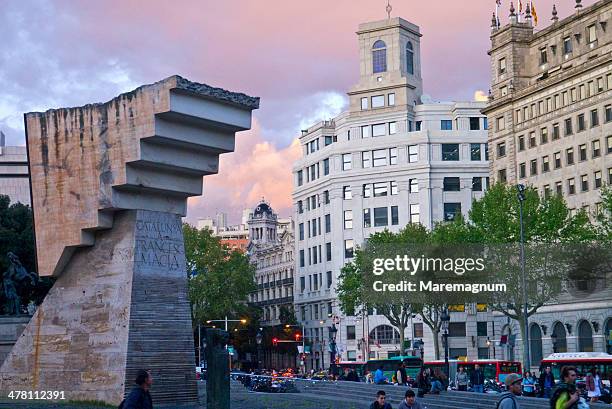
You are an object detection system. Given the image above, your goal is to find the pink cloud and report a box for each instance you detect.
[186,120,301,224]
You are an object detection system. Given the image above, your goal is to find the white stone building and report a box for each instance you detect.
[0,133,30,206]
[292,16,493,368]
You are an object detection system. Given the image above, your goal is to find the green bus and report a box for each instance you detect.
[365,356,423,383]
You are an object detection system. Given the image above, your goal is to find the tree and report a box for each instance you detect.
[595,185,612,242]
[184,224,255,325]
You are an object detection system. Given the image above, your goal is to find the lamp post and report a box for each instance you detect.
[256,329,263,370]
[329,323,338,376]
[441,307,450,378]
[517,184,531,371]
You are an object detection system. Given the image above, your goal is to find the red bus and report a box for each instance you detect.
[540,352,612,384]
[425,359,521,383]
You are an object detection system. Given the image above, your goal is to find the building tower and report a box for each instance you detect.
[248,199,278,244]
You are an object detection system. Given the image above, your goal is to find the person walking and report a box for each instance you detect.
[370,390,393,409]
[121,369,153,409]
[522,371,536,397]
[456,366,469,391]
[550,366,580,409]
[397,362,408,386]
[585,367,602,403]
[538,366,555,399]
[470,364,485,393]
[398,389,425,409]
[496,373,522,409]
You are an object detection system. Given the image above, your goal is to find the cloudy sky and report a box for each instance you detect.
[0,0,596,223]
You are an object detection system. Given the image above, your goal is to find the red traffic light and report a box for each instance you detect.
[272,337,279,346]
[295,333,301,341]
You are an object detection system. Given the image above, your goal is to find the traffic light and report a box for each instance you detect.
[272,337,278,347]
[295,333,301,342]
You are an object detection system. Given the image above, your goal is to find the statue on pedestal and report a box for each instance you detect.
[2,252,38,315]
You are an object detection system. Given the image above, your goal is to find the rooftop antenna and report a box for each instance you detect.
[386,0,392,19]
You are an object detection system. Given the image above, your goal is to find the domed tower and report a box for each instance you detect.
[247,199,278,245]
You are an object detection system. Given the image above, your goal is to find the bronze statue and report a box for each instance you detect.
[2,252,38,315]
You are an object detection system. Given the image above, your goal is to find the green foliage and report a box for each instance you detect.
[0,195,35,273]
[184,224,255,324]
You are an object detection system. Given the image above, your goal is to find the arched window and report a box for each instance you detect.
[605,318,612,354]
[529,324,543,366]
[501,325,515,361]
[369,325,400,344]
[372,40,387,73]
[578,320,593,352]
[551,322,567,353]
[406,42,414,75]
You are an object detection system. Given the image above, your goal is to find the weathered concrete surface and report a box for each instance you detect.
[0,77,258,406]
[0,316,30,366]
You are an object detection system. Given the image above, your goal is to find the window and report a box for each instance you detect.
[362,151,371,168]
[345,325,356,341]
[344,210,353,229]
[554,152,562,169]
[540,48,547,64]
[298,200,303,214]
[556,181,563,196]
[373,149,387,167]
[591,109,599,127]
[607,135,612,154]
[541,127,548,144]
[389,122,398,135]
[388,93,395,106]
[363,208,371,228]
[299,223,304,240]
[372,95,385,108]
[471,143,481,160]
[497,142,506,158]
[544,184,551,198]
[361,125,370,138]
[413,323,424,338]
[448,322,466,337]
[342,153,352,170]
[566,148,574,165]
[360,97,368,110]
[579,84,586,100]
[498,168,507,183]
[606,105,612,123]
[568,178,576,195]
[529,132,536,148]
[579,144,587,161]
[324,190,330,204]
[519,162,526,178]
[410,204,420,224]
[391,181,398,195]
[373,182,388,197]
[516,109,522,123]
[588,24,596,43]
[407,120,413,132]
[469,117,480,130]
[497,116,505,130]
[581,175,589,192]
[472,177,482,192]
[444,203,462,221]
[406,42,414,74]
[597,77,604,93]
[546,98,552,112]
[363,184,372,198]
[563,37,572,54]
[484,118,488,130]
[518,135,525,151]
[415,121,422,131]
[530,159,538,176]
[565,118,573,136]
[325,214,331,233]
[409,178,419,193]
[323,158,329,175]
[610,167,612,184]
[299,250,305,267]
[578,114,585,132]
[344,239,354,259]
[562,91,569,106]
[408,145,419,162]
[592,140,601,158]
[297,170,303,186]
[372,123,385,137]
[542,156,550,173]
[343,186,352,200]
[391,206,399,225]
[374,207,388,227]
[594,171,602,189]
[442,144,459,161]
[389,148,398,165]
[552,123,560,140]
[498,57,506,74]
[538,101,544,115]
[441,120,452,130]
[443,177,461,192]
[372,40,387,73]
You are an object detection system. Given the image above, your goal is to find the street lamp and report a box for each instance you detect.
[329,323,338,376]
[256,329,263,370]
[440,307,450,378]
[517,184,531,371]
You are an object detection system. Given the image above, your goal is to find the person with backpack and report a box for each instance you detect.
[496,373,522,409]
[550,366,580,409]
[585,367,602,403]
[120,369,153,409]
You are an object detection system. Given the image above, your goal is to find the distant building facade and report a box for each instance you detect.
[0,133,30,206]
[292,16,493,367]
[483,0,612,369]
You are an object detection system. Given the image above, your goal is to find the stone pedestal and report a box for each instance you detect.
[0,316,31,367]
[0,76,258,406]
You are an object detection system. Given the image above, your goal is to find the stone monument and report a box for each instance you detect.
[0,76,258,406]
[205,328,230,409]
